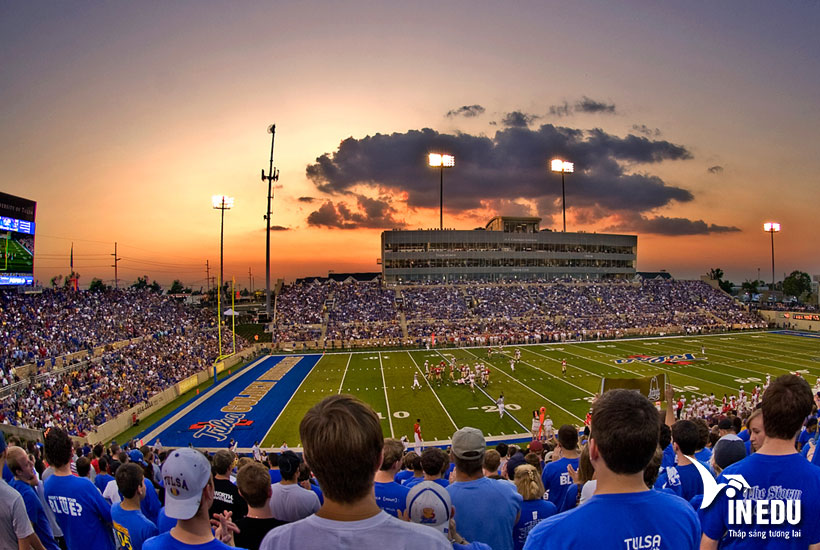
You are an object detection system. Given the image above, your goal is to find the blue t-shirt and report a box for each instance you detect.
[695,447,712,463]
[156,507,176,534]
[447,477,522,550]
[111,503,158,550]
[541,457,578,511]
[394,470,414,485]
[661,443,676,469]
[95,473,114,494]
[45,474,115,550]
[523,490,700,550]
[143,532,240,550]
[737,429,750,443]
[374,481,409,517]
[702,453,820,549]
[9,478,60,550]
[513,499,557,550]
[654,462,710,501]
[309,481,324,505]
[746,440,753,456]
[269,469,282,484]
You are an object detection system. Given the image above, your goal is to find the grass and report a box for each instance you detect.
[260,331,820,447]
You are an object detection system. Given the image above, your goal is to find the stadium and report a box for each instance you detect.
[4,4,820,548]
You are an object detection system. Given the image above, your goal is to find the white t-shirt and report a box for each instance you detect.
[259,509,451,550]
[580,479,597,504]
[269,482,320,522]
[0,479,35,545]
[103,478,121,504]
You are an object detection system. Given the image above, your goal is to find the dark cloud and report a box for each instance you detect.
[575,96,616,114]
[306,195,405,229]
[298,196,317,203]
[305,124,695,224]
[501,111,540,128]
[607,214,740,236]
[446,104,485,118]
[269,225,290,231]
[707,165,724,174]
[548,102,572,117]
[631,124,662,138]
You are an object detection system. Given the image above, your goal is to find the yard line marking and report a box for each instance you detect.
[523,347,606,384]
[378,352,395,438]
[337,353,353,394]
[406,351,458,431]
[262,355,321,445]
[457,348,583,422]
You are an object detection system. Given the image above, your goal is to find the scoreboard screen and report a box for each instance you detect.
[0,192,36,286]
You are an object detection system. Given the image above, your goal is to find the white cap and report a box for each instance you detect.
[161,448,212,520]
[407,481,451,536]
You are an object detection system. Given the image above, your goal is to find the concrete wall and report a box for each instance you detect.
[759,310,820,331]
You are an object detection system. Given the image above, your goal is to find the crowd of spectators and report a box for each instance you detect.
[0,289,247,436]
[5,373,820,550]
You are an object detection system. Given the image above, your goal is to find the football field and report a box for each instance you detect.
[137,331,820,451]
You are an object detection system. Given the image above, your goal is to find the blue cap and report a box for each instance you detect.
[128,449,147,466]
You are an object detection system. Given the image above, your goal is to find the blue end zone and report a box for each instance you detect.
[772,330,820,339]
[138,354,321,448]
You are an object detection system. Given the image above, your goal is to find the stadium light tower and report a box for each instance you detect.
[429,153,455,230]
[551,159,574,232]
[261,124,279,319]
[763,222,781,289]
[212,195,234,294]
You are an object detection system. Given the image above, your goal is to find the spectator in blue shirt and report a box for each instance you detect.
[524,389,700,550]
[541,425,579,511]
[374,438,409,516]
[111,464,158,550]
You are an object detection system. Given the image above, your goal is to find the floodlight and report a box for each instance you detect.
[551,159,574,173]
[212,195,235,209]
[763,222,780,232]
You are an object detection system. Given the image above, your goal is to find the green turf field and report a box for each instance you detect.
[256,331,819,447]
[0,235,34,272]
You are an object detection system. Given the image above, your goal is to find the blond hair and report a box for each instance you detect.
[513,464,545,500]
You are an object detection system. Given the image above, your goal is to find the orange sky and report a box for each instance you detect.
[2,2,818,289]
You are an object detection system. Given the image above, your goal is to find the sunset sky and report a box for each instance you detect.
[2,1,819,289]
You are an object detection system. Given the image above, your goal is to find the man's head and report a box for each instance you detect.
[44,427,73,468]
[557,424,578,451]
[671,420,699,456]
[116,463,146,501]
[495,442,509,458]
[299,394,383,504]
[450,427,485,476]
[692,418,710,452]
[590,389,659,475]
[401,451,418,471]
[162,448,213,520]
[76,456,92,478]
[483,449,501,474]
[718,418,733,436]
[278,451,302,482]
[711,435,747,475]
[237,462,273,509]
[420,448,446,477]
[379,438,405,472]
[763,375,814,440]
[212,449,234,477]
[658,423,672,450]
[6,446,35,482]
[806,417,818,434]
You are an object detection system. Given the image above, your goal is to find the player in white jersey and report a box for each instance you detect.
[424,360,429,376]
[496,393,505,418]
[510,358,516,373]
[469,372,476,393]
[561,359,567,376]
[514,349,521,361]
[412,371,422,390]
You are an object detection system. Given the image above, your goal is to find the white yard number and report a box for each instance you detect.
[393,411,409,419]
[481,404,520,413]
[734,377,762,384]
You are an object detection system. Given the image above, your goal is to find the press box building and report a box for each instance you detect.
[381,216,637,282]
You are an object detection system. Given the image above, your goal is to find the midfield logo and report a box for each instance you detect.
[614,353,696,365]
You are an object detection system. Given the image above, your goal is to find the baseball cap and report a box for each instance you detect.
[162,448,212,520]
[451,427,485,460]
[128,449,148,466]
[278,450,301,479]
[713,434,747,470]
[407,481,451,536]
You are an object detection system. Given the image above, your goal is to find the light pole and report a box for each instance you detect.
[212,195,234,294]
[763,222,781,289]
[551,159,574,232]
[261,125,279,319]
[429,153,455,230]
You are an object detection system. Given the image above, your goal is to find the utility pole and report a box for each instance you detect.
[111,242,121,289]
[248,267,253,294]
[261,124,279,319]
[206,260,211,293]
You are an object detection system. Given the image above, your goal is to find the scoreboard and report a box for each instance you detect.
[0,192,36,286]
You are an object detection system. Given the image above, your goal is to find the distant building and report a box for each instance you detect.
[636,271,673,281]
[381,216,637,282]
